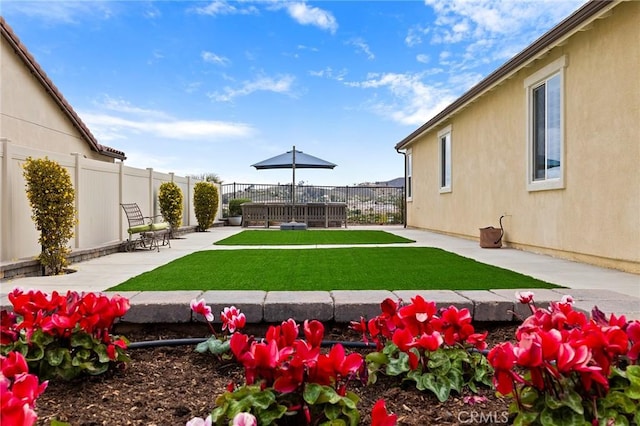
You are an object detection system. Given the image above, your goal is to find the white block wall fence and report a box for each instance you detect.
[0,138,222,265]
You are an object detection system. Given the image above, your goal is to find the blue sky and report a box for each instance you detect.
[3,0,585,186]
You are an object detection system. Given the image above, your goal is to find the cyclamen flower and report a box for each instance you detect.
[516,291,535,304]
[371,399,397,426]
[1,352,48,426]
[560,295,574,305]
[220,306,246,333]
[190,299,214,322]
[232,412,257,426]
[186,415,212,426]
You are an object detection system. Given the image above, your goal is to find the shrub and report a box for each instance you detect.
[22,157,78,275]
[228,198,251,217]
[0,289,130,380]
[159,182,183,235]
[193,182,219,231]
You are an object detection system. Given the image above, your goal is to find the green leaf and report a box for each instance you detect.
[540,407,586,426]
[51,419,72,426]
[562,389,584,415]
[324,403,341,420]
[513,411,539,426]
[45,347,67,367]
[71,332,95,349]
[601,391,637,414]
[385,351,409,376]
[624,365,640,399]
[304,383,323,404]
[94,344,111,363]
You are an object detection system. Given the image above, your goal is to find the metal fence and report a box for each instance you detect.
[221,183,405,225]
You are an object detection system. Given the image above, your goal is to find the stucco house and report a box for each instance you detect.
[395,0,639,273]
[1,17,125,161]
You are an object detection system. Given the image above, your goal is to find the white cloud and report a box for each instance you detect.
[285,2,338,34]
[201,51,231,66]
[309,67,348,81]
[347,72,457,126]
[405,25,429,47]
[416,54,430,64]
[347,38,375,60]
[2,1,114,24]
[81,97,254,142]
[208,74,295,102]
[81,113,254,142]
[191,1,259,16]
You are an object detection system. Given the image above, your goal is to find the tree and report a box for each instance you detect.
[189,173,222,184]
[193,181,219,231]
[158,182,183,237]
[22,157,78,275]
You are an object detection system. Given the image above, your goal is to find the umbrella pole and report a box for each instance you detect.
[292,145,296,222]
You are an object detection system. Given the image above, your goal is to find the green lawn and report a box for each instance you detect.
[214,230,415,245]
[108,247,560,292]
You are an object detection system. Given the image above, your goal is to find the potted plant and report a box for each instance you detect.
[227,198,251,226]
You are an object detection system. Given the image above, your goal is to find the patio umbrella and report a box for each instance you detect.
[251,145,336,227]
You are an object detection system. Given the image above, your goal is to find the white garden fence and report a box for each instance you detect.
[0,139,220,263]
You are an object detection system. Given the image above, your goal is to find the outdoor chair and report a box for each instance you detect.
[120,203,171,252]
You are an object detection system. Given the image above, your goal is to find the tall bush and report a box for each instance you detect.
[158,182,183,236]
[22,157,77,275]
[193,181,219,231]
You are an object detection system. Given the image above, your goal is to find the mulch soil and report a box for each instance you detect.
[36,322,518,426]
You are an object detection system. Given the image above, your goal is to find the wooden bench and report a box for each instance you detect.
[240,203,347,228]
[120,203,171,252]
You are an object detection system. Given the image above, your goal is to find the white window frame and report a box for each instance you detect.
[406,149,412,201]
[524,55,566,191]
[438,125,452,193]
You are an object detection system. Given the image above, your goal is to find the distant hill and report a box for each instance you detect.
[357,177,404,187]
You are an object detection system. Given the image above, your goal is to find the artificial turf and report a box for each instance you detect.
[108,247,560,292]
[214,230,415,245]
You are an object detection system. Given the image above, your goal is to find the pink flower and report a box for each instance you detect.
[232,412,257,426]
[463,395,488,405]
[560,295,574,305]
[186,415,212,426]
[190,299,214,322]
[220,306,246,333]
[516,291,535,304]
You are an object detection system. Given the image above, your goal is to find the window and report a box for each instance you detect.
[406,150,412,200]
[525,56,566,191]
[438,126,452,193]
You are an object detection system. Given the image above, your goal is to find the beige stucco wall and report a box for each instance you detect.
[406,1,640,272]
[0,35,111,162]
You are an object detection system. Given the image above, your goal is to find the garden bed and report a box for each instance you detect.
[36,322,517,426]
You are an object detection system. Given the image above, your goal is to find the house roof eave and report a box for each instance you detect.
[0,17,126,161]
[394,0,617,151]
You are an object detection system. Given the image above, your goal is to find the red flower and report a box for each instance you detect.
[1,352,48,426]
[626,321,640,362]
[303,320,324,348]
[398,296,437,335]
[440,306,474,346]
[488,342,519,395]
[0,310,17,345]
[371,399,397,426]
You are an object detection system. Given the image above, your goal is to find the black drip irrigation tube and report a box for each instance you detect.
[127,338,490,355]
[128,338,377,350]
